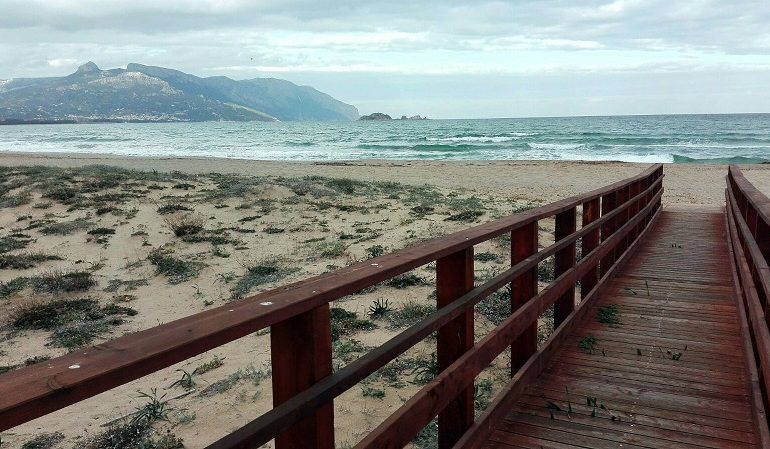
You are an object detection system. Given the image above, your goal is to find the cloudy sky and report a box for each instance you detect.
[2,0,770,118]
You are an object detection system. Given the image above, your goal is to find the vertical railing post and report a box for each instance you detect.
[554,207,577,329]
[600,192,617,277]
[271,305,334,449]
[580,199,600,299]
[511,222,538,373]
[436,248,474,449]
[616,186,630,254]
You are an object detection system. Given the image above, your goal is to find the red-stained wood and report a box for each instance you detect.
[271,305,334,449]
[581,199,601,299]
[511,222,538,373]
[209,176,666,449]
[600,191,617,277]
[355,188,663,449]
[553,207,577,328]
[436,248,475,449]
[0,164,669,449]
[476,208,762,449]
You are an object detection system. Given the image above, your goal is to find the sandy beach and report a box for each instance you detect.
[1,153,769,449]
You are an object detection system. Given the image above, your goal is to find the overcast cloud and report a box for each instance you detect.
[1,0,769,117]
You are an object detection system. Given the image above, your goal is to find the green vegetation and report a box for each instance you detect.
[148,248,204,284]
[12,297,136,349]
[596,304,620,326]
[21,432,64,449]
[367,298,392,319]
[157,203,194,214]
[386,273,426,289]
[31,270,95,293]
[0,252,62,269]
[230,262,297,300]
[330,307,376,341]
[579,335,598,354]
[388,299,435,329]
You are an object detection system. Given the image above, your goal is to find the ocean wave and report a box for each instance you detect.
[672,154,770,164]
[427,136,519,143]
[527,142,585,151]
[356,143,485,152]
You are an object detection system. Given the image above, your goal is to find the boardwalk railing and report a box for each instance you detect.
[0,164,663,449]
[725,165,770,440]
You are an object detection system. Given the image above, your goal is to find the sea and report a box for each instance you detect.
[1,113,769,163]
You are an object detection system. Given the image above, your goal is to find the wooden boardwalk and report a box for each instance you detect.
[483,207,759,448]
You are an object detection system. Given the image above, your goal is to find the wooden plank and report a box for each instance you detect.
[554,207,577,328]
[511,222,538,373]
[477,207,761,449]
[436,248,475,449]
[271,306,334,449]
[580,198,600,299]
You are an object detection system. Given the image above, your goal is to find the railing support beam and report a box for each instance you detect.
[581,198,601,299]
[554,208,577,328]
[511,222,538,373]
[271,306,334,449]
[436,248,474,449]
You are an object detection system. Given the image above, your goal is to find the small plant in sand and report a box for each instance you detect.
[148,247,204,284]
[131,388,170,425]
[368,298,392,319]
[0,252,62,269]
[411,353,438,384]
[164,213,205,237]
[387,273,426,289]
[230,261,297,300]
[21,431,65,449]
[31,269,95,293]
[330,307,376,341]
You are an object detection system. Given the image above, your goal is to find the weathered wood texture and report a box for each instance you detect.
[480,208,762,449]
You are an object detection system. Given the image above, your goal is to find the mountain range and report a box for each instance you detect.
[0,62,359,123]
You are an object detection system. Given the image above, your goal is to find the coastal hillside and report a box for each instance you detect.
[0,62,359,123]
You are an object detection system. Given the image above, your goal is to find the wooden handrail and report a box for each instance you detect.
[725,165,770,443]
[0,164,663,449]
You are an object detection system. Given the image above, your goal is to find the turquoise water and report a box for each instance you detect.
[1,113,769,163]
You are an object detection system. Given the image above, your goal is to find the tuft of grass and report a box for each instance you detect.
[0,252,62,269]
[538,257,555,282]
[579,335,598,354]
[314,241,347,259]
[87,227,116,236]
[0,277,29,298]
[195,356,225,375]
[230,262,297,300]
[12,297,136,349]
[411,353,438,384]
[361,386,386,399]
[81,419,183,449]
[38,218,92,235]
[474,251,501,263]
[387,273,426,289]
[445,210,484,222]
[0,234,32,253]
[596,304,620,326]
[31,270,95,293]
[331,307,376,341]
[148,248,204,284]
[263,225,285,234]
[475,287,510,326]
[365,244,386,259]
[388,299,435,329]
[164,214,205,237]
[21,432,65,449]
[157,203,193,214]
[198,365,269,397]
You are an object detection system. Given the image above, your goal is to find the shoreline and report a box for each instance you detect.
[1,150,769,206]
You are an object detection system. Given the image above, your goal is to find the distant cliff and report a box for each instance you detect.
[0,62,359,123]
